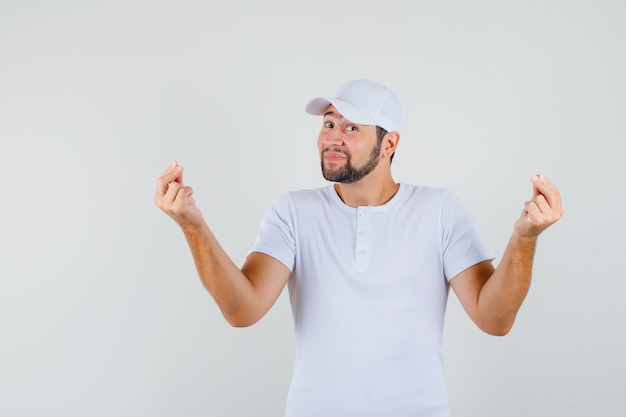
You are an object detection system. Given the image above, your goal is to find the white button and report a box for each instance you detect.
[359,211,366,216]
[357,250,366,256]
[358,230,366,236]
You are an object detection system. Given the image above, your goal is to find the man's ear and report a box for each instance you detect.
[382,132,400,159]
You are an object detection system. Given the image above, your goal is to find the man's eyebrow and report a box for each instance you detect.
[323,111,338,118]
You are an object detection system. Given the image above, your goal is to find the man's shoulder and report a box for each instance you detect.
[284,185,335,208]
[398,183,452,203]
[268,185,333,210]
[286,185,330,197]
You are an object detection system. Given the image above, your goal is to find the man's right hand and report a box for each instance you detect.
[154,161,205,229]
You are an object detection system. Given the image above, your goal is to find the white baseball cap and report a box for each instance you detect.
[305,79,404,133]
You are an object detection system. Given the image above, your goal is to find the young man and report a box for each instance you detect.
[154,79,563,416]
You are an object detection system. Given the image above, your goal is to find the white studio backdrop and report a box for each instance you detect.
[1,0,624,416]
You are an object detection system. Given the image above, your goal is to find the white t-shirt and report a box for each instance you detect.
[250,183,494,417]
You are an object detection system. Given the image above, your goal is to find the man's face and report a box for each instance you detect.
[317,105,382,184]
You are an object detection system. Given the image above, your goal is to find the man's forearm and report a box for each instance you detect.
[181,223,259,325]
[477,235,537,335]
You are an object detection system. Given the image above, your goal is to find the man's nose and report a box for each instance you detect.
[322,130,344,146]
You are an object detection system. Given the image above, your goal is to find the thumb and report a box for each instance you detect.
[171,185,195,213]
[177,185,194,203]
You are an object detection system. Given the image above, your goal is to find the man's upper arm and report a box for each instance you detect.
[240,251,291,318]
[238,192,295,324]
[448,260,495,327]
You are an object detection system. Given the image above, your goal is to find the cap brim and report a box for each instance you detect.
[305,97,377,126]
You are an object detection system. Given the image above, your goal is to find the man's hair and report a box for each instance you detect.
[376,126,395,164]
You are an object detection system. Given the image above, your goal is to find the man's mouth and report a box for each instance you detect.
[322,149,348,162]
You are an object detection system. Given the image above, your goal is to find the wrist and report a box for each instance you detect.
[510,232,538,247]
[180,220,208,235]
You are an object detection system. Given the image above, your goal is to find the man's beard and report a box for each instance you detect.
[321,140,382,184]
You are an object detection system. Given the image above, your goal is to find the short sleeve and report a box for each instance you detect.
[440,190,495,280]
[248,193,297,272]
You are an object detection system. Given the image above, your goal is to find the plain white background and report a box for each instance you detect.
[1,0,624,416]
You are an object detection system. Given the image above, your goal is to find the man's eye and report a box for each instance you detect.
[346,125,357,131]
[324,122,333,128]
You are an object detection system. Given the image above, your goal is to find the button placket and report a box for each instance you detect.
[355,207,371,271]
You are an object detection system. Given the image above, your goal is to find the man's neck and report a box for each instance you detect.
[333,175,399,207]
